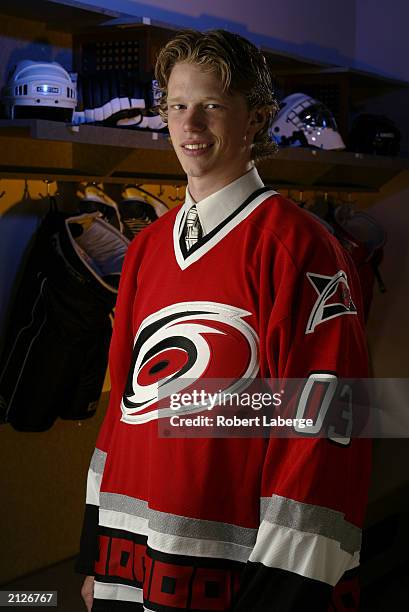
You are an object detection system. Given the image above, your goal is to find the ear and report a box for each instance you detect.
[247,106,270,139]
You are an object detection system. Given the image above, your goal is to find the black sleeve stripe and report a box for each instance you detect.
[75,503,99,575]
[232,561,333,611]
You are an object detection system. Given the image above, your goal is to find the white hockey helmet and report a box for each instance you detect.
[3,60,77,121]
[270,93,345,150]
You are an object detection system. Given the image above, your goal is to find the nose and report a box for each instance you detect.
[183,106,206,132]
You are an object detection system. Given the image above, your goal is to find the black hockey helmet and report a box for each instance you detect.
[348,114,400,156]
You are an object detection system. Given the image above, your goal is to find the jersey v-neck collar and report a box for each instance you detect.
[186,167,264,235]
[173,185,278,270]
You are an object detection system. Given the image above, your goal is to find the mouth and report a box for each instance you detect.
[181,142,214,156]
[182,142,212,149]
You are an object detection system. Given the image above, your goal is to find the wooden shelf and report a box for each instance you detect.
[0,1,184,33]
[0,119,169,149]
[260,147,409,193]
[0,0,121,32]
[0,119,408,190]
[264,53,409,90]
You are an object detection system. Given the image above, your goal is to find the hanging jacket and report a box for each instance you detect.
[0,199,129,431]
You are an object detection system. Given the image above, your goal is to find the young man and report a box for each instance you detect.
[78,30,371,611]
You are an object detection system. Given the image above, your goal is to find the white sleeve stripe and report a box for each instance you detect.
[147,529,252,564]
[85,468,103,506]
[94,581,143,603]
[99,508,149,536]
[248,520,360,586]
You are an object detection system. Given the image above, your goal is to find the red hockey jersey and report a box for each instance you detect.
[78,187,371,612]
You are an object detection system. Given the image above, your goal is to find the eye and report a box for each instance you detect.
[205,103,221,110]
[170,104,186,111]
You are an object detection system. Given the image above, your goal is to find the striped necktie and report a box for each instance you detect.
[184,205,203,250]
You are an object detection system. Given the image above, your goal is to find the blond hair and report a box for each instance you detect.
[155,29,279,162]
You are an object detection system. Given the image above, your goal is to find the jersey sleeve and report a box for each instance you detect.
[76,239,140,575]
[233,227,372,611]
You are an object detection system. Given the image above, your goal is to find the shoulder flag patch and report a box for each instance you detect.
[305,270,357,334]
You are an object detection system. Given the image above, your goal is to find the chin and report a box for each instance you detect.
[185,163,212,178]
[177,153,216,178]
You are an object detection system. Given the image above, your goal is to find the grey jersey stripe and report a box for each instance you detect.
[100,492,258,548]
[149,508,257,548]
[99,491,360,554]
[90,448,107,475]
[101,493,149,519]
[260,494,361,554]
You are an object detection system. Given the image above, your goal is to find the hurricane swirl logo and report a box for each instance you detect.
[121,301,259,424]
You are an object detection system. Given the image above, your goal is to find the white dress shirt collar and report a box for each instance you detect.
[184,167,264,235]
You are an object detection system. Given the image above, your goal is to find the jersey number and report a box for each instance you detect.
[293,373,353,445]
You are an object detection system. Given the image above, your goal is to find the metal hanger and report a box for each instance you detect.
[168,185,184,203]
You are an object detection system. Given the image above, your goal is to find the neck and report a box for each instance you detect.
[188,162,255,202]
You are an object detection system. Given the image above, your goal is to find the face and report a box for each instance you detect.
[167,62,263,197]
